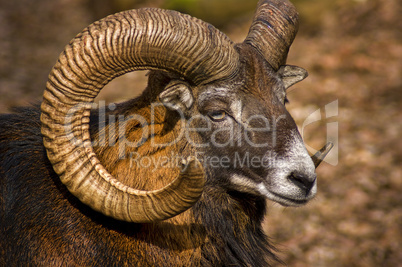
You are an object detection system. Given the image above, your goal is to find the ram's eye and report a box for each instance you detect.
[284,96,289,105]
[208,110,227,121]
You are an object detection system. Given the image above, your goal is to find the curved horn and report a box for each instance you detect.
[311,142,334,168]
[40,8,239,222]
[244,0,299,70]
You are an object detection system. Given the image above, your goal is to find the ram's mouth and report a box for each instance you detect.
[269,191,311,207]
[254,181,312,207]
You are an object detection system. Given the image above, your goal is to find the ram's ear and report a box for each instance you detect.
[278,65,308,90]
[159,81,194,111]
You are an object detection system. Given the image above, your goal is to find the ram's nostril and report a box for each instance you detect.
[289,172,316,193]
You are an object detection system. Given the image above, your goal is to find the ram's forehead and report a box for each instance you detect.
[195,46,287,110]
[197,87,231,103]
[196,78,282,108]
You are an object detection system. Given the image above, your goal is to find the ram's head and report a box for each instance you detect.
[40,0,332,223]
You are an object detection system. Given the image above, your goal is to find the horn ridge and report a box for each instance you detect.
[244,0,299,70]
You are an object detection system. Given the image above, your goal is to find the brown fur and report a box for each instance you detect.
[0,45,296,266]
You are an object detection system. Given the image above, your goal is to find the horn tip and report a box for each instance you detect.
[312,142,334,168]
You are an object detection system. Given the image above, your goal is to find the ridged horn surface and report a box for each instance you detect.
[40,8,239,222]
[244,0,299,70]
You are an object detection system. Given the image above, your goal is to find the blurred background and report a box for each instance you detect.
[0,0,400,265]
